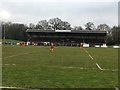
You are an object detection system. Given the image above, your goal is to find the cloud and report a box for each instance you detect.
[0,0,119,3]
[0,1,118,27]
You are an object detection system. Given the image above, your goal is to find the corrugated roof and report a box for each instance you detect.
[26,29,55,32]
[26,29,107,33]
[71,30,106,33]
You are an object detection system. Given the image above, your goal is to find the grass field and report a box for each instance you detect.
[2,45,118,88]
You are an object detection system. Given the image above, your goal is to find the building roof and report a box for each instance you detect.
[26,29,107,34]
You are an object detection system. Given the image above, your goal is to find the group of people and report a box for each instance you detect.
[49,42,84,52]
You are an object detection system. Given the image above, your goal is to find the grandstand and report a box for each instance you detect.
[26,29,107,46]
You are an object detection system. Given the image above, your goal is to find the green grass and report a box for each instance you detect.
[2,46,118,88]
[85,48,118,69]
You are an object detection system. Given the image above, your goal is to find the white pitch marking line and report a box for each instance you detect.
[54,66,118,71]
[12,64,16,66]
[4,55,20,59]
[4,64,16,66]
[3,51,39,59]
[5,64,9,65]
[115,87,119,90]
[3,53,30,59]
[89,54,94,60]
[85,50,88,53]
[102,69,118,72]
[83,49,103,71]
[95,63,103,70]
[0,86,25,89]
[56,66,118,71]
[0,86,17,89]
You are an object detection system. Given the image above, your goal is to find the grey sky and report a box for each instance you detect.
[0,0,119,28]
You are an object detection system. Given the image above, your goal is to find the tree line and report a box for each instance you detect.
[1,17,120,45]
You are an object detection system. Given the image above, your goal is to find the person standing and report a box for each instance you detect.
[50,42,54,52]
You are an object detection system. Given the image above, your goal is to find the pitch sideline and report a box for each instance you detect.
[83,48,104,71]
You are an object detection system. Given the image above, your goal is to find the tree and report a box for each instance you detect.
[61,21,71,30]
[97,24,111,35]
[105,26,120,45]
[37,20,49,30]
[105,35,114,45]
[35,24,42,29]
[112,26,120,45]
[29,23,35,29]
[48,17,71,30]
[73,26,83,30]
[48,17,62,30]
[2,22,28,41]
[97,24,110,31]
[85,22,95,30]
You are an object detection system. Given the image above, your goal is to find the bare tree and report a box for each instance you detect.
[29,23,35,29]
[85,22,95,30]
[97,24,110,31]
[48,17,71,30]
[48,17,62,30]
[73,26,83,30]
[97,24,111,35]
[38,20,49,30]
[61,21,71,30]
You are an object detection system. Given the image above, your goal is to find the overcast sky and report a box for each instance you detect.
[0,0,119,28]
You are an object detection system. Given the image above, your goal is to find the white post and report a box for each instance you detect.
[3,23,5,40]
[0,42,1,88]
